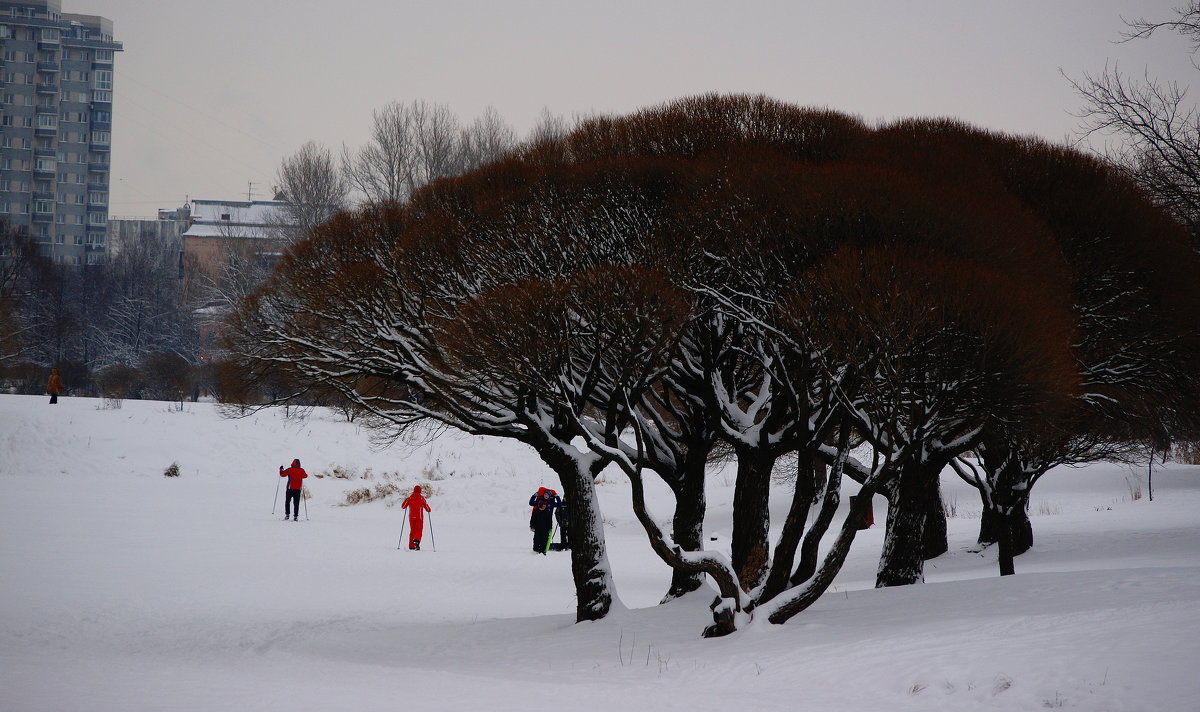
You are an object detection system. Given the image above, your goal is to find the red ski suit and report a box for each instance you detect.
[401,486,431,541]
[280,460,307,489]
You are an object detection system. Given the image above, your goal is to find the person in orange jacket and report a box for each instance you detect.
[401,485,431,550]
[46,368,63,405]
[279,459,307,521]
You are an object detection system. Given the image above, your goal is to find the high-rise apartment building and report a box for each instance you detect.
[0,0,121,264]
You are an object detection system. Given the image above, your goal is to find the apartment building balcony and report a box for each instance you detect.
[86,202,108,211]
[33,163,56,175]
[36,82,59,94]
[62,38,123,52]
[37,61,60,72]
[87,162,109,173]
[89,143,110,152]
[36,104,57,114]
[32,191,55,202]
[34,148,56,158]
[32,213,54,223]
[34,125,57,136]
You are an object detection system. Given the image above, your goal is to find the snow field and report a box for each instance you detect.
[1,394,1197,711]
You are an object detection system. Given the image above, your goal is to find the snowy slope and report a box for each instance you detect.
[1,394,1197,711]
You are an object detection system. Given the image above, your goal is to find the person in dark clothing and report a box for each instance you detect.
[528,486,561,554]
[279,459,307,521]
[553,499,570,550]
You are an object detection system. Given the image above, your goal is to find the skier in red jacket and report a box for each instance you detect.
[401,485,431,550]
[279,459,307,521]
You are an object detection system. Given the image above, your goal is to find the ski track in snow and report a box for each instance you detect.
[1,394,1197,711]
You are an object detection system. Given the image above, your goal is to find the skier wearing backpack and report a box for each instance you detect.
[279,459,307,521]
[401,485,431,550]
[528,486,561,554]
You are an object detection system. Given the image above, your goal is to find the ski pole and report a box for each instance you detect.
[397,517,407,550]
[272,468,281,514]
[427,512,436,552]
[545,521,557,554]
[302,488,309,521]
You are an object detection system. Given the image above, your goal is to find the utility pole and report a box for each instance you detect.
[247,181,257,201]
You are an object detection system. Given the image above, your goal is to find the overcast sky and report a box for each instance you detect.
[89,0,1196,215]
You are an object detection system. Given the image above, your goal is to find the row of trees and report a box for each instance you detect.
[1,101,565,386]
[0,223,196,387]
[225,94,1200,636]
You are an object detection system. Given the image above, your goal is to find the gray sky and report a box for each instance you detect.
[91,0,1196,215]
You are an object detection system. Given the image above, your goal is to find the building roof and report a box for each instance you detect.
[183,199,292,239]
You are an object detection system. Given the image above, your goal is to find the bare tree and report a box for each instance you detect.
[459,106,517,171]
[341,100,467,205]
[526,106,568,145]
[271,141,348,244]
[0,221,50,362]
[1071,2,1200,241]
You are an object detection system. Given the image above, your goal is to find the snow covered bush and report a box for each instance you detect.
[163,462,181,477]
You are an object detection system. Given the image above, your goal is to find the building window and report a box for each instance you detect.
[91,131,111,145]
[36,157,56,171]
[92,90,112,103]
[91,110,111,124]
[94,70,112,91]
[36,114,57,129]
[89,212,106,225]
[34,199,53,214]
[88,192,107,206]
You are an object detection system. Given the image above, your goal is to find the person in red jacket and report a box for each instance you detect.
[401,485,431,550]
[279,459,307,521]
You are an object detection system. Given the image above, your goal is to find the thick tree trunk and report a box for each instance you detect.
[922,474,948,560]
[979,498,1032,557]
[977,506,1002,546]
[663,461,707,601]
[1011,502,1033,556]
[730,446,776,591]
[875,470,927,588]
[997,508,1016,576]
[535,442,614,622]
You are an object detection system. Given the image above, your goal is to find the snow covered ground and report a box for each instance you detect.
[1,393,1197,711]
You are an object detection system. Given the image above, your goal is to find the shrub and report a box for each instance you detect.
[95,363,139,400]
[164,462,181,477]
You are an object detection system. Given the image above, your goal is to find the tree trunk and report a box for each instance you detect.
[979,496,1032,557]
[766,478,880,624]
[1010,498,1033,556]
[663,461,707,601]
[977,506,1001,546]
[922,473,948,560]
[875,470,927,588]
[730,446,776,591]
[997,507,1016,576]
[758,455,820,604]
[535,442,614,622]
